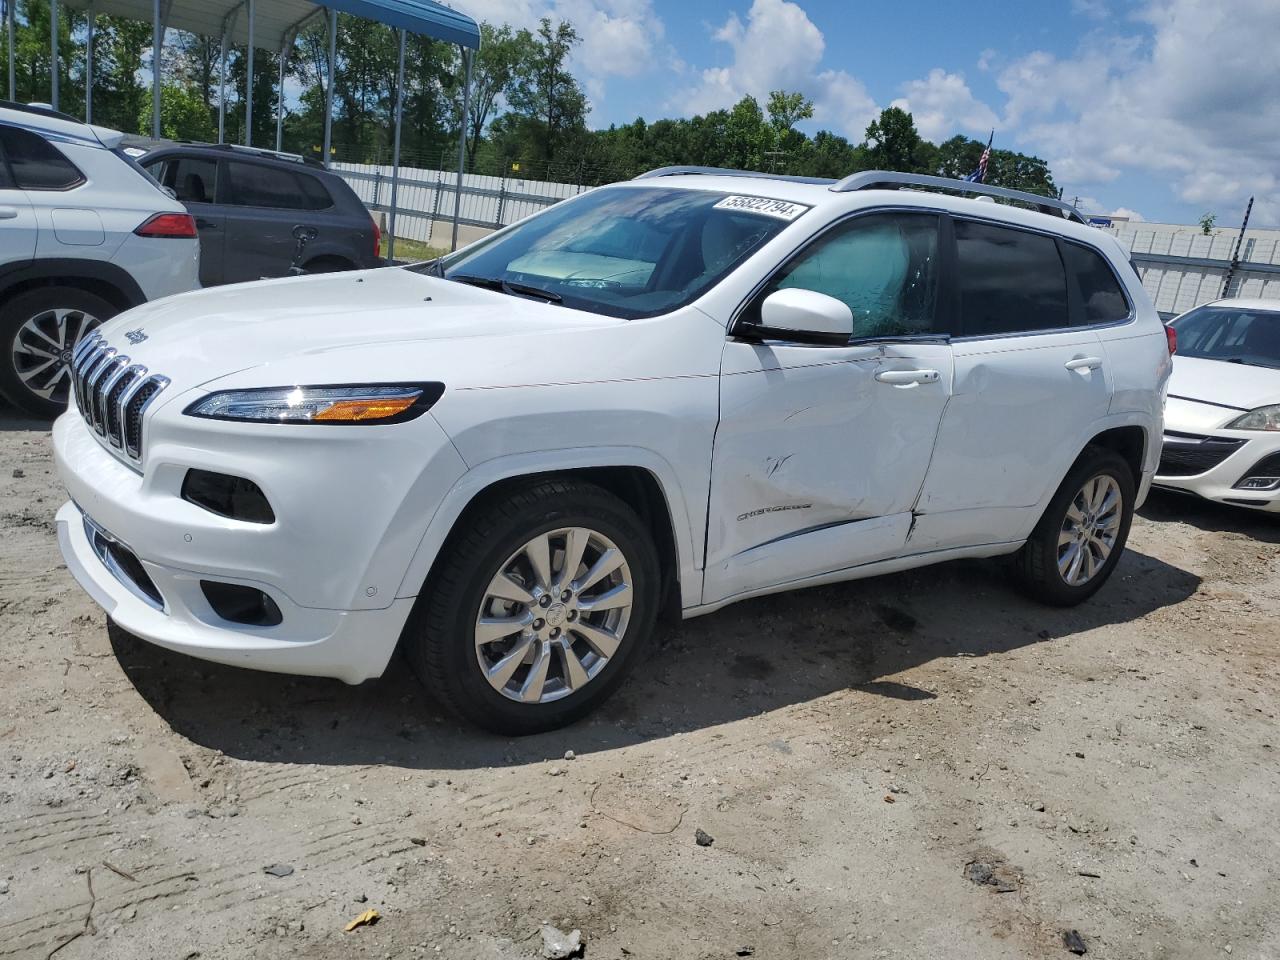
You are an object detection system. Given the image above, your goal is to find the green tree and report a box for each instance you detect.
[508,18,586,163]
[864,106,932,173]
[765,90,813,134]
[452,23,536,165]
[139,83,216,141]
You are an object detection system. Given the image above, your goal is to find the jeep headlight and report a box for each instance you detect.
[185,384,443,424]
[1226,404,1280,432]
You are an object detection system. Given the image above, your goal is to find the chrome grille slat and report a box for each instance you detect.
[69,333,168,464]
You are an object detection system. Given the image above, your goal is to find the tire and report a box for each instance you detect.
[1011,445,1135,606]
[0,287,116,418]
[405,479,661,735]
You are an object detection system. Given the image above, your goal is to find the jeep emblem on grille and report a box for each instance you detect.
[125,329,148,345]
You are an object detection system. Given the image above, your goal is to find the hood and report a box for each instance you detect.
[1168,354,1280,412]
[94,268,622,393]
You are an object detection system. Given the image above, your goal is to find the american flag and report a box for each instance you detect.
[966,131,993,183]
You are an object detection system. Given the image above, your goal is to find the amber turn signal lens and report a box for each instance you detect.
[312,395,420,421]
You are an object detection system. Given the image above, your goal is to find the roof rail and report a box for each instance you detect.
[634,165,836,186]
[171,141,323,167]
[831,170,1085,222]
[0,99,82,124]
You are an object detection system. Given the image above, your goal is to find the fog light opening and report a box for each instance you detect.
[182,470,275,523]
[201,581,283,627]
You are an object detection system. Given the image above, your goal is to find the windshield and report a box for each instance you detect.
[416,185,805,319]
[1172,305,1280,369]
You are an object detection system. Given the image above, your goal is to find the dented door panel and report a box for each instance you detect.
[703,339,953,604]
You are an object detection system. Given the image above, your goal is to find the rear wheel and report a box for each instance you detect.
[405,479,660,734]
[1011,446,1135,606]
[0,287,115,417]
[301,256,354,274]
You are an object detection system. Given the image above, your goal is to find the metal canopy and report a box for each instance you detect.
[59,0,478,50]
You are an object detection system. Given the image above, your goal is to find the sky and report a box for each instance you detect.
[448,0,1280,227]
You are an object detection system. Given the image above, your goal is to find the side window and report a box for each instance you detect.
[168,157,217,204]
[0,126,84,190]
[0,130,13,189]
[1063,241,1130,324]
[297,174,333,210]
[223,162,311,210]
[954,219,1068,336]
[757,212,940,339]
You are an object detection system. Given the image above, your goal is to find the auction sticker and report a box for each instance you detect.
[713,195,810,220]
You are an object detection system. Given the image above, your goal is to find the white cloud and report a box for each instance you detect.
[1111,207,1146,221]
[890,69,998,142]
[995,0,1280,223]
[451,0,666,115]
[1071,0,1109,20]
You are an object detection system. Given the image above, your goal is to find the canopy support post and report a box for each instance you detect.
[322,7,336,168]
[451,46,473,252]
[387,28,406,263]
[244,0,254,146]
[6,0,14,102]
[151,0,161,138]
[275,41,286,152]
[50,0,58,110]
[85,3,95,123]
[217,23,228,143]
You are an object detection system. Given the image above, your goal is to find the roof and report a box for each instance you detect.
[59,0,480,50]
[0,101,122,147]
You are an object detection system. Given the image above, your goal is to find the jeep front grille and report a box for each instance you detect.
[70,332,169,461]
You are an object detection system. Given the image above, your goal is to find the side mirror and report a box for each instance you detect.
[756,288,853,345]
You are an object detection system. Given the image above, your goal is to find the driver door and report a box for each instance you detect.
[703,210,954,605]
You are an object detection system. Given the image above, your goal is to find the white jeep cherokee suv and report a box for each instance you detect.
[53,168,1171,734]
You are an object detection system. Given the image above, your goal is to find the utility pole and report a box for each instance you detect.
[1221,196,1254,299]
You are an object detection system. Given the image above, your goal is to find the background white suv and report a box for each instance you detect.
[52,167,1171,734]
[0,101,199,417]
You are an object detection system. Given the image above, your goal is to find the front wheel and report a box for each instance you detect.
[405,479,660,735]
[1011,446,1135,606]
[0,287,115,417]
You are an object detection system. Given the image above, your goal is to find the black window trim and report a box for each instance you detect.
[728,204,950,347]
[946,213,1136,343]
[0,122,86,192]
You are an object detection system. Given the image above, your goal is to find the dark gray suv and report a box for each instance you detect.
[140,144,382,286]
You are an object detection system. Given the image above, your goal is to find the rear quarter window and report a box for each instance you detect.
[1063,241,1131,324]
[0,126,85,190]
[224,161,330,210]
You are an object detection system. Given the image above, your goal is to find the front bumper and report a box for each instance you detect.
[1153,429,1280,512]
[51,406,465,683]
[57,501,412,682]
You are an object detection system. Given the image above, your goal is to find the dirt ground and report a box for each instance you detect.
[1,406,1277,960]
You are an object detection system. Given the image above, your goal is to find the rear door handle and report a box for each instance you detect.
[1065,356,1104,371]
[0,206,18,220]
[875,368,940,385]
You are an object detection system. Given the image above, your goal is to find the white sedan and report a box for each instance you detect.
[1155,298,1280,510]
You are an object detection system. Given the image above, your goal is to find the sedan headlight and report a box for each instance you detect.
[1226,404,1280,432]
[185,384,444,424]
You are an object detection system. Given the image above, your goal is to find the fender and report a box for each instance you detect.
[0,257,147,307]
[394,445,705,609]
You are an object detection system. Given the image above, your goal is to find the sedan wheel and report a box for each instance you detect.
[11,306,101,406]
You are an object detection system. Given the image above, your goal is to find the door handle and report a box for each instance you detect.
[1064,356,1104,371]
[0,206,18,220]
[875,368,940,385]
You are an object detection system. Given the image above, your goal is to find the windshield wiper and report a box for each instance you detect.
[449,274,562,304]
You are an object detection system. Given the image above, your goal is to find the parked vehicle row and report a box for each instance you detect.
[0,104,381,415]
[51,165,1172,734]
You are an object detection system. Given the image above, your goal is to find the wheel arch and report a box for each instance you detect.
[395,448,702,614]
[0,259,146,313]
[1084,424,1147,483]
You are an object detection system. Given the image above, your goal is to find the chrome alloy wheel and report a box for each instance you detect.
[1057,474,1123,586]
[474,527,633,704]
[11,307,101,404]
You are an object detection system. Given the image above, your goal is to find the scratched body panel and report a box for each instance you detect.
[703,339,954,604]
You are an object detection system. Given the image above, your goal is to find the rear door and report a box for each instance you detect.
[0,126,38,264]
[703,210,954,605]
[218,159,321,283]
[145,153,224,285]
[911,217,1113,551]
